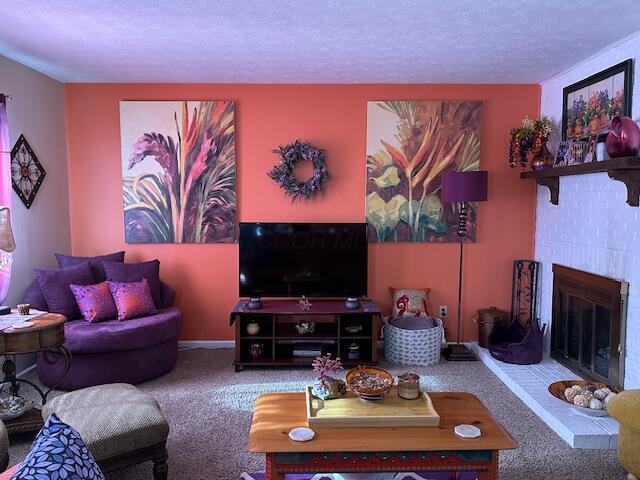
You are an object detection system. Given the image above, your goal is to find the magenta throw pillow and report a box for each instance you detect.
[69,282,117,323]
[107,279,157,321]
[103,260,161,308]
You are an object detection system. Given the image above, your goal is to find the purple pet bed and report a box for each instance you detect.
[488,318,546,365]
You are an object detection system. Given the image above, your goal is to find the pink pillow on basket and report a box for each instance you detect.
[69,281,117,323]
[107,279,157,321]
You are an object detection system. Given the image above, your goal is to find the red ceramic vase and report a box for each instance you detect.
[605,116,640,158]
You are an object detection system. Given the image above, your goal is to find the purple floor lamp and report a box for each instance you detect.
[440,170,488,361]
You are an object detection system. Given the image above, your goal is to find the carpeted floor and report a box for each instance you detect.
[9,348,625,480]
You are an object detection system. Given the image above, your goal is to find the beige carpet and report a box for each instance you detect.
[8,348,625,480]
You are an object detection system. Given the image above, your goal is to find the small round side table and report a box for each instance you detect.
[0,312,70,435]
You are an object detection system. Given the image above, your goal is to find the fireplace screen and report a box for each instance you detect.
[551,265,627,388]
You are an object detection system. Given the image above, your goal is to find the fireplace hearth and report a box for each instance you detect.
[551,264,628,388]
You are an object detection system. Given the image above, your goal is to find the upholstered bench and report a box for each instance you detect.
[42,383,169,479]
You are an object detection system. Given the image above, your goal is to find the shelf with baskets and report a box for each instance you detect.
[520,156,640,206]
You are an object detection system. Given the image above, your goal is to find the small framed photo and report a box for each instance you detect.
[584,135,598,163]
[568,141,588,165]
[554,141,570,167]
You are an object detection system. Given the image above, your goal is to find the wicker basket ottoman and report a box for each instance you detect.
[42,383,169,479]
[384,317,443,366]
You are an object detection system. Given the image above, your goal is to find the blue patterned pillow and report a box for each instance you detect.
[12,413,104,480]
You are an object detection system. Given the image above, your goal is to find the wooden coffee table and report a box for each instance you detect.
[248,391,517,479]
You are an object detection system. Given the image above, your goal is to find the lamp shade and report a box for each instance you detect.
[440,171,488,203]
[0,207,15,253]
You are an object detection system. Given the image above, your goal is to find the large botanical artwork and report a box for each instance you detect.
[120,101,236,243]
[366,100,482,243]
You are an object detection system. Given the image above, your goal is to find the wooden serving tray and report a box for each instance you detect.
[305,386,440,428]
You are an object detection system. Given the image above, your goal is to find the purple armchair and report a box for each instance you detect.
[24,280,181,390]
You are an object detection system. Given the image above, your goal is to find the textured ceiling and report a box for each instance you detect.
[1,0,639,83]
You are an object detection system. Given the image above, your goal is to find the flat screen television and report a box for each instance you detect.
[239,222,368,298]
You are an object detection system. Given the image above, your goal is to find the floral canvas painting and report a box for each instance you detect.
[366,100,482,243]
[562,60,632,142]
[120,101,236,243]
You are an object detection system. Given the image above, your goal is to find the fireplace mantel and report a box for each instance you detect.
[521,156,640,206]
[551,264,628,388]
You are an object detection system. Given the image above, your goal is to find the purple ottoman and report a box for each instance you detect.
[27,280,181,390]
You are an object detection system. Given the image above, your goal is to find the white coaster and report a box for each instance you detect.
[11,322,34,329]
[454,424,481,439]
[288,427,315,442]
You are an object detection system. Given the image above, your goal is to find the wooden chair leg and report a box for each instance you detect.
[152,447,168,480]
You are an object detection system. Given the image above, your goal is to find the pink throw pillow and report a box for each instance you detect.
[69,281,117,323]
[107,279,157,321]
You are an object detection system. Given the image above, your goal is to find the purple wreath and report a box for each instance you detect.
[268,140,330,201]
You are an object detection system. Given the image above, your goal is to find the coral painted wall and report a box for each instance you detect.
[64,84,539,341]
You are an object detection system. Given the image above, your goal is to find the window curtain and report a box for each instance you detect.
[0,94,13,303]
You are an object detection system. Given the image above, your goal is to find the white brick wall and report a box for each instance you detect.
[537,31,640,389]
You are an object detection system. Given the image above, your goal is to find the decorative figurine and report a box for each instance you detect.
[248,342,264,360]
[311,354,346,400]
[298,295,312,311]
[347,343,361,360]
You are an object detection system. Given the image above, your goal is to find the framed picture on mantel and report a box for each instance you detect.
[562,59,633,143]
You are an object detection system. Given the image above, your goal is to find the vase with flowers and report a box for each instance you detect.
[509,116,554,170]
[587,92,603,135]
[609,90,625,118]
[598,91,610,129]
[570,96,587,139]
[311,353,346,400]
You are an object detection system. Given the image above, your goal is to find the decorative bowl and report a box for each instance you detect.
[345,324,363,335]
[346,366,394,401]
[0,396,34,421]
[548,380,622,417]
[295,321,316,335]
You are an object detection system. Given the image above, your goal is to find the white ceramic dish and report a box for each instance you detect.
[0,396,34,421]
[454,424,481,439]
[11,321,34,329]
[288,427,315,442]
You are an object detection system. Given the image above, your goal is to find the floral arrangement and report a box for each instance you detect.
[312,353,343,381]
[610,90,624,117]
[599,91,610,112]
[587,92,601,119]
[509,116,553,169]
[569,95,587,136]
[268,140,329,202]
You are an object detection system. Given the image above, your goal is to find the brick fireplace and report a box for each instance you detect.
[534,172,640,390]
[551,264,628,388]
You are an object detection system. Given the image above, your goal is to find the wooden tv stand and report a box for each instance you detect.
[229,299,381,371]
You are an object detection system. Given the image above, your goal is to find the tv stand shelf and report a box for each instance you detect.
[229,299,381,371]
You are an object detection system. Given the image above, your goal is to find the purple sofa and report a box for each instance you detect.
[24,280,181,390]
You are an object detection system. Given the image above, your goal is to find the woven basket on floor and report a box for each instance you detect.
[383,317,443,366]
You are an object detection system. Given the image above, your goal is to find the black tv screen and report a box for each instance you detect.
[239,223,368,298]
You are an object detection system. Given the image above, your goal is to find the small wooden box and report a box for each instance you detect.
[305,386,440,428]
